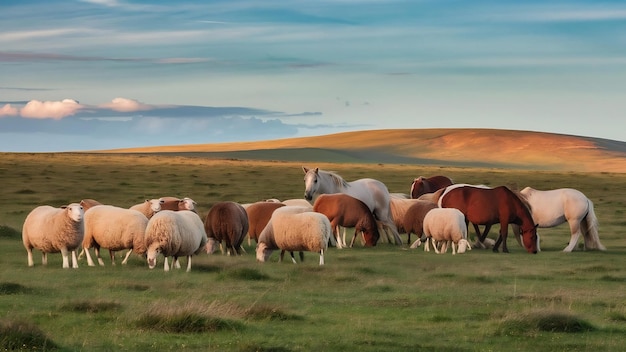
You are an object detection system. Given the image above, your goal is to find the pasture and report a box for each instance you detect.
[1,152,626,351]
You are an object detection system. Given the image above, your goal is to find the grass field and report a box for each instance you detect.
[1,152,625,351]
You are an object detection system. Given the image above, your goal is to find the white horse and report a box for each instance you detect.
[514,187,605,252]
[302,167,402,245]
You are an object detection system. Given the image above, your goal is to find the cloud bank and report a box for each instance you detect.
[0,98,328,152]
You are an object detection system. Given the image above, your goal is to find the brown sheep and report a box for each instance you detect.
[204,201,249,256]
[159,196,197,212]
[402,200,438,247]
[312,193,380,248]
[79,199,103,212]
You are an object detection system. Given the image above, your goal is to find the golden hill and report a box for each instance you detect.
[101,128,626,173]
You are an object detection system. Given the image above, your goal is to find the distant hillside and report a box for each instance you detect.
[100,128,626,173]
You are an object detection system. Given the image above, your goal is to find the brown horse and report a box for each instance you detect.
[439,185,538,253]
[410,175,454,199]
[312,193,380,247]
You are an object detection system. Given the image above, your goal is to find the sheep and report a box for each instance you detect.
[159,196,197,212]
[312,193,380,248]
[79,199,103,212]
[389,197,424,236]
[144,210,208,272]
[22,203,85,268]
[403,200,438,247]
[81,205,149,266]
[420,208,471,255]
[204,201,249,256]
[245,201,285,244]
[256,206,331,265]
[130,199,163,219]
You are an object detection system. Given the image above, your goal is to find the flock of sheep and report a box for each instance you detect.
[21,171,491,271]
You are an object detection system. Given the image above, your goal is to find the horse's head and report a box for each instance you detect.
[520,224,539,254]
[360,225,380,247]
[303,166,320,201]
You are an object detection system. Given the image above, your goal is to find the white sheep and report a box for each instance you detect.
[420,208,471,255]
[81,205,149,266]
[144,210,208,272]
[256,206,331,265]
[22,203,85,268]
[130,199,163,219]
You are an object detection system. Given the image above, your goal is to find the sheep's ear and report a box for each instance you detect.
[60,205,68,209]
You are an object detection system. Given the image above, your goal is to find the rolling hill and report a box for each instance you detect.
[100,128,626,173]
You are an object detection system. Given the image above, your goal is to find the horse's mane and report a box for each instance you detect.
[322,170,349,189]
[511,188,533,212]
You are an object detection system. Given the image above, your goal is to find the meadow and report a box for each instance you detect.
[1,152,625,351]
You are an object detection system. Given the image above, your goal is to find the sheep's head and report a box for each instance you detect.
[146,244,161,269]
[149,199,162,213]
[63,203,84,222]
[457,239,470,254]
[205,238,219,255]
[256,242,271,262]
[181,197,196,211]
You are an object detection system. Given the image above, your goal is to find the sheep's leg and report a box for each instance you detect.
[452,241,457,255]
[94,247,105,266]
[109,250,116,266]
[432,238,440,254]
[164,257,170,272]
[42,252,48,266]
[121,249,133,265]
[71,250,79,268]
[77,248,85,260]
[279,250,285,262]
[186,256,192,272]
[319,249,325,265]
[26,248,34,267]
[60,248,70,269]
[424,238,430,252]
[174,256,181,269]
[83,247,96,266]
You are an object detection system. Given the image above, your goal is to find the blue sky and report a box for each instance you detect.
[1,0,625,152]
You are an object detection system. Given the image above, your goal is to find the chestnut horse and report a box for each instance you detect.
[410,175,454,199]
[439,185,538,253]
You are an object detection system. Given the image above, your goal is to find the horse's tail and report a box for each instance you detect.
[582,199,606,251]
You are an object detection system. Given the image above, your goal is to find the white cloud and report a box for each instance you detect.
[99,98,153,112]
[0,104,19,117]
[20,99,82,120]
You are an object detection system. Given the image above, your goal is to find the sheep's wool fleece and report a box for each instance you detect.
[423,208,467,242]
[145,210,207,257]
[22,205,84,252]
[83,205,148,253]
[272,211,330,252]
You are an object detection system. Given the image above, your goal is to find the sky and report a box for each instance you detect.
[1,0,625,152]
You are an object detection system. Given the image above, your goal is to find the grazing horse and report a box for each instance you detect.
[514,187,605,252]
[302,167,402,245]
[439,185,538,254]
[410,175,454,199]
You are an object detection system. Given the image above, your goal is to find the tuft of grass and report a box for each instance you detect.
[15,189,36,194]
[0,319,58,351]
[61,300,122,313]
[136,310,241,334]
[607,312,626,322]
[0,282,31,295]
[496,310,596,336]
[237,344,293,352]
[0,225,21,239]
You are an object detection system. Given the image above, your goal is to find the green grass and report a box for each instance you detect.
[0,152,625,351]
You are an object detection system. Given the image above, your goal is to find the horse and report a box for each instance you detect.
[302,167,402,245]
[514,187,605,252]
[439,185,538,254]
[410,175,454,199]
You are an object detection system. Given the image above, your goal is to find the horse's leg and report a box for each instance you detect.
[334,226,343,249]
[563,219,582,252]
[499,222,509,253]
